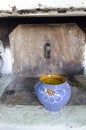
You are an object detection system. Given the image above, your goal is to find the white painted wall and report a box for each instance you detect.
[0,0,86,11]
[83,44,86,75]
[0,41,13,74]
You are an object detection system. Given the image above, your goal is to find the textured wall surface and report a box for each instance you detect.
[0,0,86,10]
[9,23,85,77]
[0,0,86,17]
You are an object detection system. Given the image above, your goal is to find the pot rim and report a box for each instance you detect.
[40,74,67,86]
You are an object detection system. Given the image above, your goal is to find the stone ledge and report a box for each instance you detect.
[1,10,86,17]
[0,76,12,98]
[0,105,85,130]
[74,75,86,90]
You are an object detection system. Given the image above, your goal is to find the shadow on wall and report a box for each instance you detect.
[61,62,84,76]
[77,22,86,34]
[13,61,84,77]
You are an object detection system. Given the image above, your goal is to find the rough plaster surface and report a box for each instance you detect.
[0,0,86,11]
[0,0,86,17]
[0,41,13,74]
[83,44,86,75]
[0,105,85,130]
[9,24,85,76]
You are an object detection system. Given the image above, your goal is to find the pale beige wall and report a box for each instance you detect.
[9,24,85,77]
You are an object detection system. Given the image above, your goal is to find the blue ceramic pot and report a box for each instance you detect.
[35,74,71,112]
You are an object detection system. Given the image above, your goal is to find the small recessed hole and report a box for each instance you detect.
[44,42,51,59]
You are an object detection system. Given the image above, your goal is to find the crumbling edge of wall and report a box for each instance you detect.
[0,8,86,17]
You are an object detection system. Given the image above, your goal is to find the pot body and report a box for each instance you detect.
[35,75,71,111]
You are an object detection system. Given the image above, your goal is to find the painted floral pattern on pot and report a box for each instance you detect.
[35,74,71,111]
[39,86,66,104]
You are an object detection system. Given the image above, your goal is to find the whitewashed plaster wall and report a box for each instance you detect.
[0,41,13,75]
[0,0,86,11]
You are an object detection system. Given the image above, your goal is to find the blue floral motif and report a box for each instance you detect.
[39,86,66,104]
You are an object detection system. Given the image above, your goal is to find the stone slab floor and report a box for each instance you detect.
[0,76,86,130]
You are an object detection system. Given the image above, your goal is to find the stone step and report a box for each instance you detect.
[0,105,85,130]
[74,75,86,90]
[0,76,12,98]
